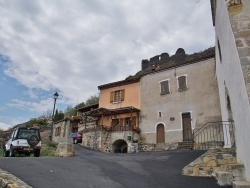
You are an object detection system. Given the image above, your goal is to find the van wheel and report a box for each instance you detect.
[34,150,40,157]
[3,148,9,157]
[10,146,16,157]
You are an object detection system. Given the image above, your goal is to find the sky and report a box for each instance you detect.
[0,0,215,130]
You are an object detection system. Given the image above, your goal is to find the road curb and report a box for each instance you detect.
[0,168,32,188]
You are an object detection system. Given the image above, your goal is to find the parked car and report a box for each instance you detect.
[70,132,82,144]
[3,127,41,157]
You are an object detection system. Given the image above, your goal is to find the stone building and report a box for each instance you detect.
[211,0,250,180]
[78,47,229,153]
[139,48,222,151]
[79,79,141,153]
[52,117,80,144]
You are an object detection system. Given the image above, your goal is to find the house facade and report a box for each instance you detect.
[80,79,141,153]
[79,47,227,153]
[211,0,250,180]
[139,49,222,151]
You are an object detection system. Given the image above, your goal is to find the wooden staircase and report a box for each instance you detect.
[177,139,194,150]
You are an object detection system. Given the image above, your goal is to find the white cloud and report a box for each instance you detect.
[0,0,215,106]
[6,98,61,114]
[0,122,11,130]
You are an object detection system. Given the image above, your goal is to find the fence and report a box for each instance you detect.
[193,121,235,150]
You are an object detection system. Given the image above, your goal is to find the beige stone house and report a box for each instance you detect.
[139,48,223,151]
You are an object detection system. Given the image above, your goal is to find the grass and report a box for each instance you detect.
[40,141,57,157]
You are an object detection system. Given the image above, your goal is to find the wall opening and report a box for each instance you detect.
[112,139,128,153]
[182,112,192,140]
[225,87,233,121]
[156,124,165,143]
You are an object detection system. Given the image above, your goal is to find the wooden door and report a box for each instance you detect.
[182,113,192,140]
[156,124,165,143]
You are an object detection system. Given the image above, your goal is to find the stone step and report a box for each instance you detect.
[220,164,246,181]
[177,141,193,150]
[221,164,244,172]
[232,181,250,188]
[215,171,233,186]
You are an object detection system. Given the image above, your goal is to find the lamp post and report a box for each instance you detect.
[49,92,59,141]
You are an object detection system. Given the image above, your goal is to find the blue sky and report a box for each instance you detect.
[0,0,215,130]
[0,54,68,129]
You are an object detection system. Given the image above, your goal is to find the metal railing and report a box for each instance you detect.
[82,123,141,133]
[82,125,103,133]
[111,125,132,132]
[193,121,235,150]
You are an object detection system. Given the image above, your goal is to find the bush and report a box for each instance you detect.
[40,141,58,157]
[46,141,57,148]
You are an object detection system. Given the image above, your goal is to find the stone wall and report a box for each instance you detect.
[82,130,141,153]
[82,130,102,151]
[139,142,178,152]
[101,131,111,152]
[182,148,236,177]
[53,119,71,144]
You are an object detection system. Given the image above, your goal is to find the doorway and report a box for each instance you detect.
[112,139,128,153]
[156,124,165,143]
[182,113,192,140]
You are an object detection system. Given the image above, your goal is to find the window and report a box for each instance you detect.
[55,127,61,136]
[178,76,187,92]
[160,80,170,95]
[124,117,130,126]
[111,119,119,127]
[110,89,125,103]
[158,111,162,118]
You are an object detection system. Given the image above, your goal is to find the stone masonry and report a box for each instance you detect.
[182,148,237,177]
[228,0,250,102]
[82,131,102,151]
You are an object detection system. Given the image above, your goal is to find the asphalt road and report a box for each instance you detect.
[0,145,232,188]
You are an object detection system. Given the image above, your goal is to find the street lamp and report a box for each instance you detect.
[49,92,59,141]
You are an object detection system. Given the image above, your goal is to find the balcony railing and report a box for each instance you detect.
[82,124,141,133]
[82,125,102,133]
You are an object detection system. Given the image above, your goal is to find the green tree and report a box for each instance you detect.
[64,105,77,118]
[75,102,85,110]
[53,109,64,122]
[85,94,99,106]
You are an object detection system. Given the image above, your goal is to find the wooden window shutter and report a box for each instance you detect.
[178,76,187,91]
[110,91,114,103]
[160,80,169,95]
[121,89,125,101]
